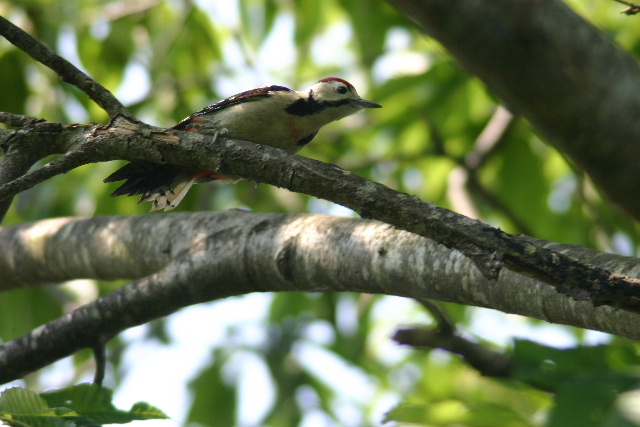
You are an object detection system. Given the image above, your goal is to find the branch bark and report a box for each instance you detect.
[386,0,640,221]
[2,118,640,313]
[0,15,133,219]
[1,211,640,383]
[0,120,85,220]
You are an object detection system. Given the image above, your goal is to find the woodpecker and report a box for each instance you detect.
[105,77,381,211]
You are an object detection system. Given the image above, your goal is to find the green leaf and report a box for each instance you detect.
[0,387,51,415]
[0,287,65,342]
[268,292,319,322]
[383,402,428,424]
[127,402,169,421]
[512,340,640,390]
[548,374,639,427]
[337,0,398,68]
[511,341,640,426]
[0,387,78,427]
[384,399,535,427]
[187,351,237,427]
[0,50,28,115]
[41,383,168,425]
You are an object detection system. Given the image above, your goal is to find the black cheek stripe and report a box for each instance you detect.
[285,98,352,117]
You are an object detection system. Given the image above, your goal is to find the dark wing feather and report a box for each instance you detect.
[172,85,293,130]
[104,162,182,197]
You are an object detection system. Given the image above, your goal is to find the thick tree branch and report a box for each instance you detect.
[1,119,639,312]
[0,16,132,119]
[1,212,640,383]
[386,0,640,221]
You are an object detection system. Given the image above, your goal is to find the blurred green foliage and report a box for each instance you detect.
[0,383,168,426]
[2,0,640,426]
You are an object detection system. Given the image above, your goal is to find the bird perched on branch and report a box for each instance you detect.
[104,77,381,212]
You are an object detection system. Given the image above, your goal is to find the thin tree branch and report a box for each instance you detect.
[0,265,240,384]
[464,105,515,171]
[393,327,513,378]
[0,153,38,221]
[446,106,532,234]
[91,342,107,386]
[415,299,455,336]
[0,121,90,222]
[614,0,640,15]
[0,16,132,119]
[0,121,68,220]
[0,150,96,205]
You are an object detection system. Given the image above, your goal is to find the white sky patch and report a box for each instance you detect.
[225,351,276,425]
[116,61,151,105]
[113,294,273,427]
[310,22,354,68]
[303,320,336,346]
[214,36,257,96]
[468,308,611,348]
[61,90,90,123]
[368,296,429,366]
[612,231,635,256]
[374,27,430,81]
[57,26,86,74]
[256,14,296,79]
[374,51,430,81]
[386,27,413,51]
[90,19,110,40]
[294,342,376,405]
[307,198,355,217]
[194,0,240,27]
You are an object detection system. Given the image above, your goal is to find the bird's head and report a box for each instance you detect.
[308,77,382,111]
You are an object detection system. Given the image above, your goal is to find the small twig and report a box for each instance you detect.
[415,299,455,336]
[393,327,513,378]
[0,121,65,222]
[92,342,107,386]
[464,105,515,170]
[0,152,40,223]
[466,174,534,235]
[0,150,92,204]
[614,0,640,14]
[447,106,533,233]
[0,16,133,119]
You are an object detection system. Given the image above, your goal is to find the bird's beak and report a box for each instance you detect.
[354,98,382,109]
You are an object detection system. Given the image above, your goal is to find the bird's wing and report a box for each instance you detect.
[172,85,293,130]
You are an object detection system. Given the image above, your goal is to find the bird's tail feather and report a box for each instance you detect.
[104,162,204,212]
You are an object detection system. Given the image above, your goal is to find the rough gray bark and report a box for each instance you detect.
[386,0,640,221]
[2,119,640,313]
[1,212,640,383]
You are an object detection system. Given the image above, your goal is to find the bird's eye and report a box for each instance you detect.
[336,85,348,95]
